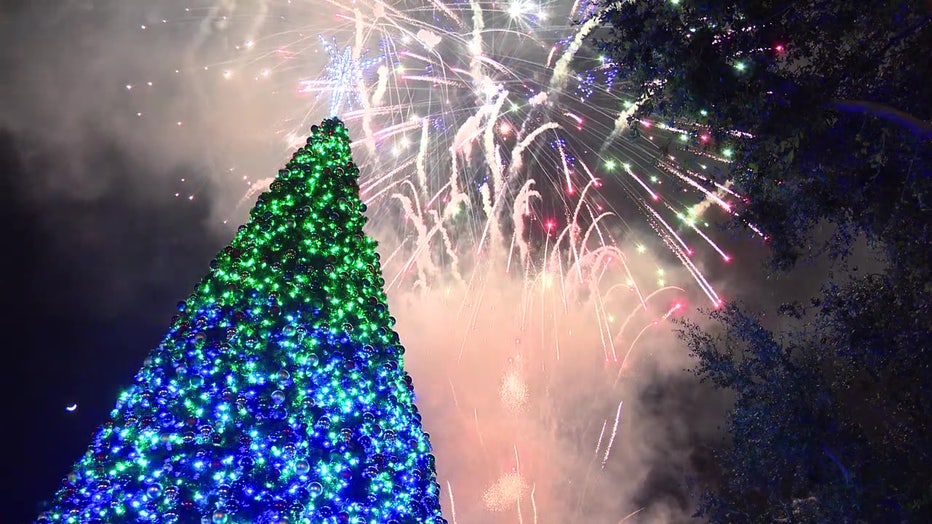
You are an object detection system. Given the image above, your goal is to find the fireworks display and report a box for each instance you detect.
[115,0,747,520]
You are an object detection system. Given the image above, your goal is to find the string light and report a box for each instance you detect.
[38,118,446,524]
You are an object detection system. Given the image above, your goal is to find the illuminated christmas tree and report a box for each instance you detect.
[38,118,445,524]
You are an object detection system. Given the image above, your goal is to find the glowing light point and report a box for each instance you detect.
[604,160,617,171]
[65,404,78,412]
[507,1,528,18]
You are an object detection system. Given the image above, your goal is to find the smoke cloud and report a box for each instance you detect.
[387,249,725,523]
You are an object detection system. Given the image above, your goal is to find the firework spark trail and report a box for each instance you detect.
[476,91,509,255]
[614,303,685,385]
[550,15,599,93]
[473,407,486,454]
[658,159,733,212]
[509,181,541,272]
[610,286,686,343]
[353,7,378,154]
[389,190,440,288]
[690,221,731,262]
[619,507,647,522]
[622,163,659,201]
[595,419,608,457]
[360,158,416,200]
[656,200,732,262]
[447,481,459,524]
[601,400,624,469]
[416,116,430,198]
[600,97,644,154]
[510,122,561,172]
[531,483,539,524]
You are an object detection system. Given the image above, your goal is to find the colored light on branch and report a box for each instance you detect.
[37,118,446,524]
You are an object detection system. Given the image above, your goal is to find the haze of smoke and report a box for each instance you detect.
[0,1,317,221]
[385,248,725,523]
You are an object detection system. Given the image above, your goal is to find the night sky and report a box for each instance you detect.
[0,127,228,521]
[0,5,228,518]
[0,2,846,523]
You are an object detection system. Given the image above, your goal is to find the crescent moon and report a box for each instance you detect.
[65,404,78,412]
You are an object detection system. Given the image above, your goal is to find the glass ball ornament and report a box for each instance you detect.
[271,390,286,404]
[211,510,229,523]
[309,482,323,497]
[295,459,311,475]
[146,484,162,498]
